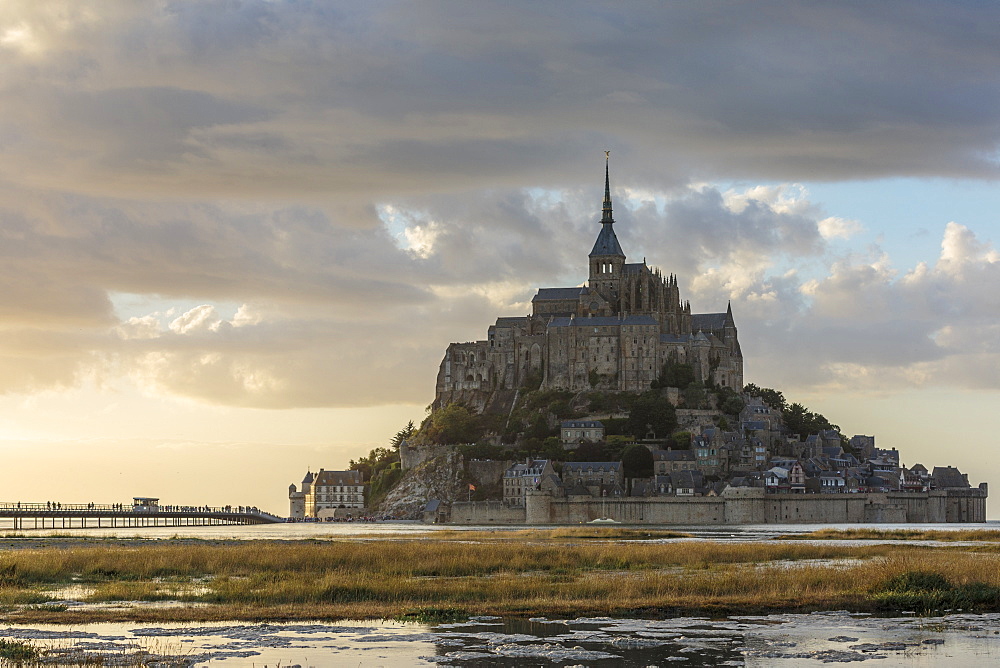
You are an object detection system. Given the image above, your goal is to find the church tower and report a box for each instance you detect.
[588,155,626,306]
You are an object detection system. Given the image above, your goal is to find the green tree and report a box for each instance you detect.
[390,421,415,449]
[783,402,840,439]
[621,443,654,478]
[721,394,745,415]
[625,392,678,439]
[349,446,399,482]
[569,441,612,462]
[744,384,787,412]
[682,382,708,409]
[541,436,565,460]
[423,404,481,444]
[653,361,696,389]
[670,431,692,450]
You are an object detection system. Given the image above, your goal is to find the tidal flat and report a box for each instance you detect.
[1,528,1000,624]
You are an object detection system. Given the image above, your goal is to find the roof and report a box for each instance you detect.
[547,315,658,328]
[564,461,622,472]
[302,471,314,484]
[589,222,625,257]
[505,460,551,477]
[532,287,587,302]
[630,479,652,496]
[670,470,703,487]
[623,263,646,275]
[493,317,528,328]
[561,420,604,429]
[691,313,728,331]
[931,466,969,488]
[313,470,363,486]
[423,499,441,513]
[652,449,696,461]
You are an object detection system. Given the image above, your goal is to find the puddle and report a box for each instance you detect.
[0,612,999,666]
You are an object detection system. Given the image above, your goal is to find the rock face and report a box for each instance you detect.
[376,450,468,519]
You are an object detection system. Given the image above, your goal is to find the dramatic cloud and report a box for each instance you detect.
[0,1,998,412]
[2,0,1000,206]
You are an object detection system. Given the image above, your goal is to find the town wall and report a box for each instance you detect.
[450,500,526,524]
[446,488,987,525]
[400,443,450,470]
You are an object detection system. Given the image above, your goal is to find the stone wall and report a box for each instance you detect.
[400,443,450,470]
[442,487,987,525]
[450,500,526,524]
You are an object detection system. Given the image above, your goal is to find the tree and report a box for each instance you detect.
[714,386,745,416]
[783,402,840,439]
[744,384,787,412]
[652,361,696,390]
[625,392,678,439]
[621,443,654,479]
[569,441,612,462]
[423,404,481,444]
[390,421,415,450]
[670,431,692,450]
[683,382,708,409]
[349,446,399,482]
[541,436,565,460]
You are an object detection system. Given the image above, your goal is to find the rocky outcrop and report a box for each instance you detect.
[376,450,469,519]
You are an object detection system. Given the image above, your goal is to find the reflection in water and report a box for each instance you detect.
[2,612,1000,666]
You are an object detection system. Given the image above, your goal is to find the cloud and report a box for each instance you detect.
[1,0,1000,206]
[0,2,998,409]
[743,222,1000,392]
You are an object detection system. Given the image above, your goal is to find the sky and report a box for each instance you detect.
[1,1,999,516]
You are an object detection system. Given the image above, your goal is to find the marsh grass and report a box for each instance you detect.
[425,528,693,541]
[0,639,40,663]
[1,538,999,622]
[780,528,1000,542]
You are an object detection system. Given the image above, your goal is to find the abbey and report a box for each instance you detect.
[435,161,743,409]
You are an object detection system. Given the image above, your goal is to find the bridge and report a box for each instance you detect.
[0,498,285,529]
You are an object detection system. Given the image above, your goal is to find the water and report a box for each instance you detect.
[1,520,997,541]
[3,612,999,666]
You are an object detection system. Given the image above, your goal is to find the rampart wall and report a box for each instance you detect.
[447,488,987,525]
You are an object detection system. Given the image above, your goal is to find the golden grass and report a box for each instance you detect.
[0,537,998,623]
[780,528,1000,542]
[421,527,693,541]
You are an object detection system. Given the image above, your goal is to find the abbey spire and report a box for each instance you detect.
[602,151,613,223]
[589,153,625,258]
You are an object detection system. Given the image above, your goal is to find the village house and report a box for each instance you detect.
[503,459,556,507]
[651,448,697,474]
[560,420,605,449]
[561,461,623,489]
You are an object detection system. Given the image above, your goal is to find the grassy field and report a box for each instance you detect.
[778,528,1000,542]
[1,530,999,623]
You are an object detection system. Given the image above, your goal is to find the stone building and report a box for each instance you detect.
[561,461,624,492]
[560,420,605,448]
[288,469,366,519]
[503,459,556,507]
[435,160,743,411]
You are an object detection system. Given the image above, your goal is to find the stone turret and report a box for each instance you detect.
[288,483,305,519]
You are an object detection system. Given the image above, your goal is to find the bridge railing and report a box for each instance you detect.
[0,502,273,515]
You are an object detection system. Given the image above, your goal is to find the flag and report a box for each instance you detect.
[468,484,476,491]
